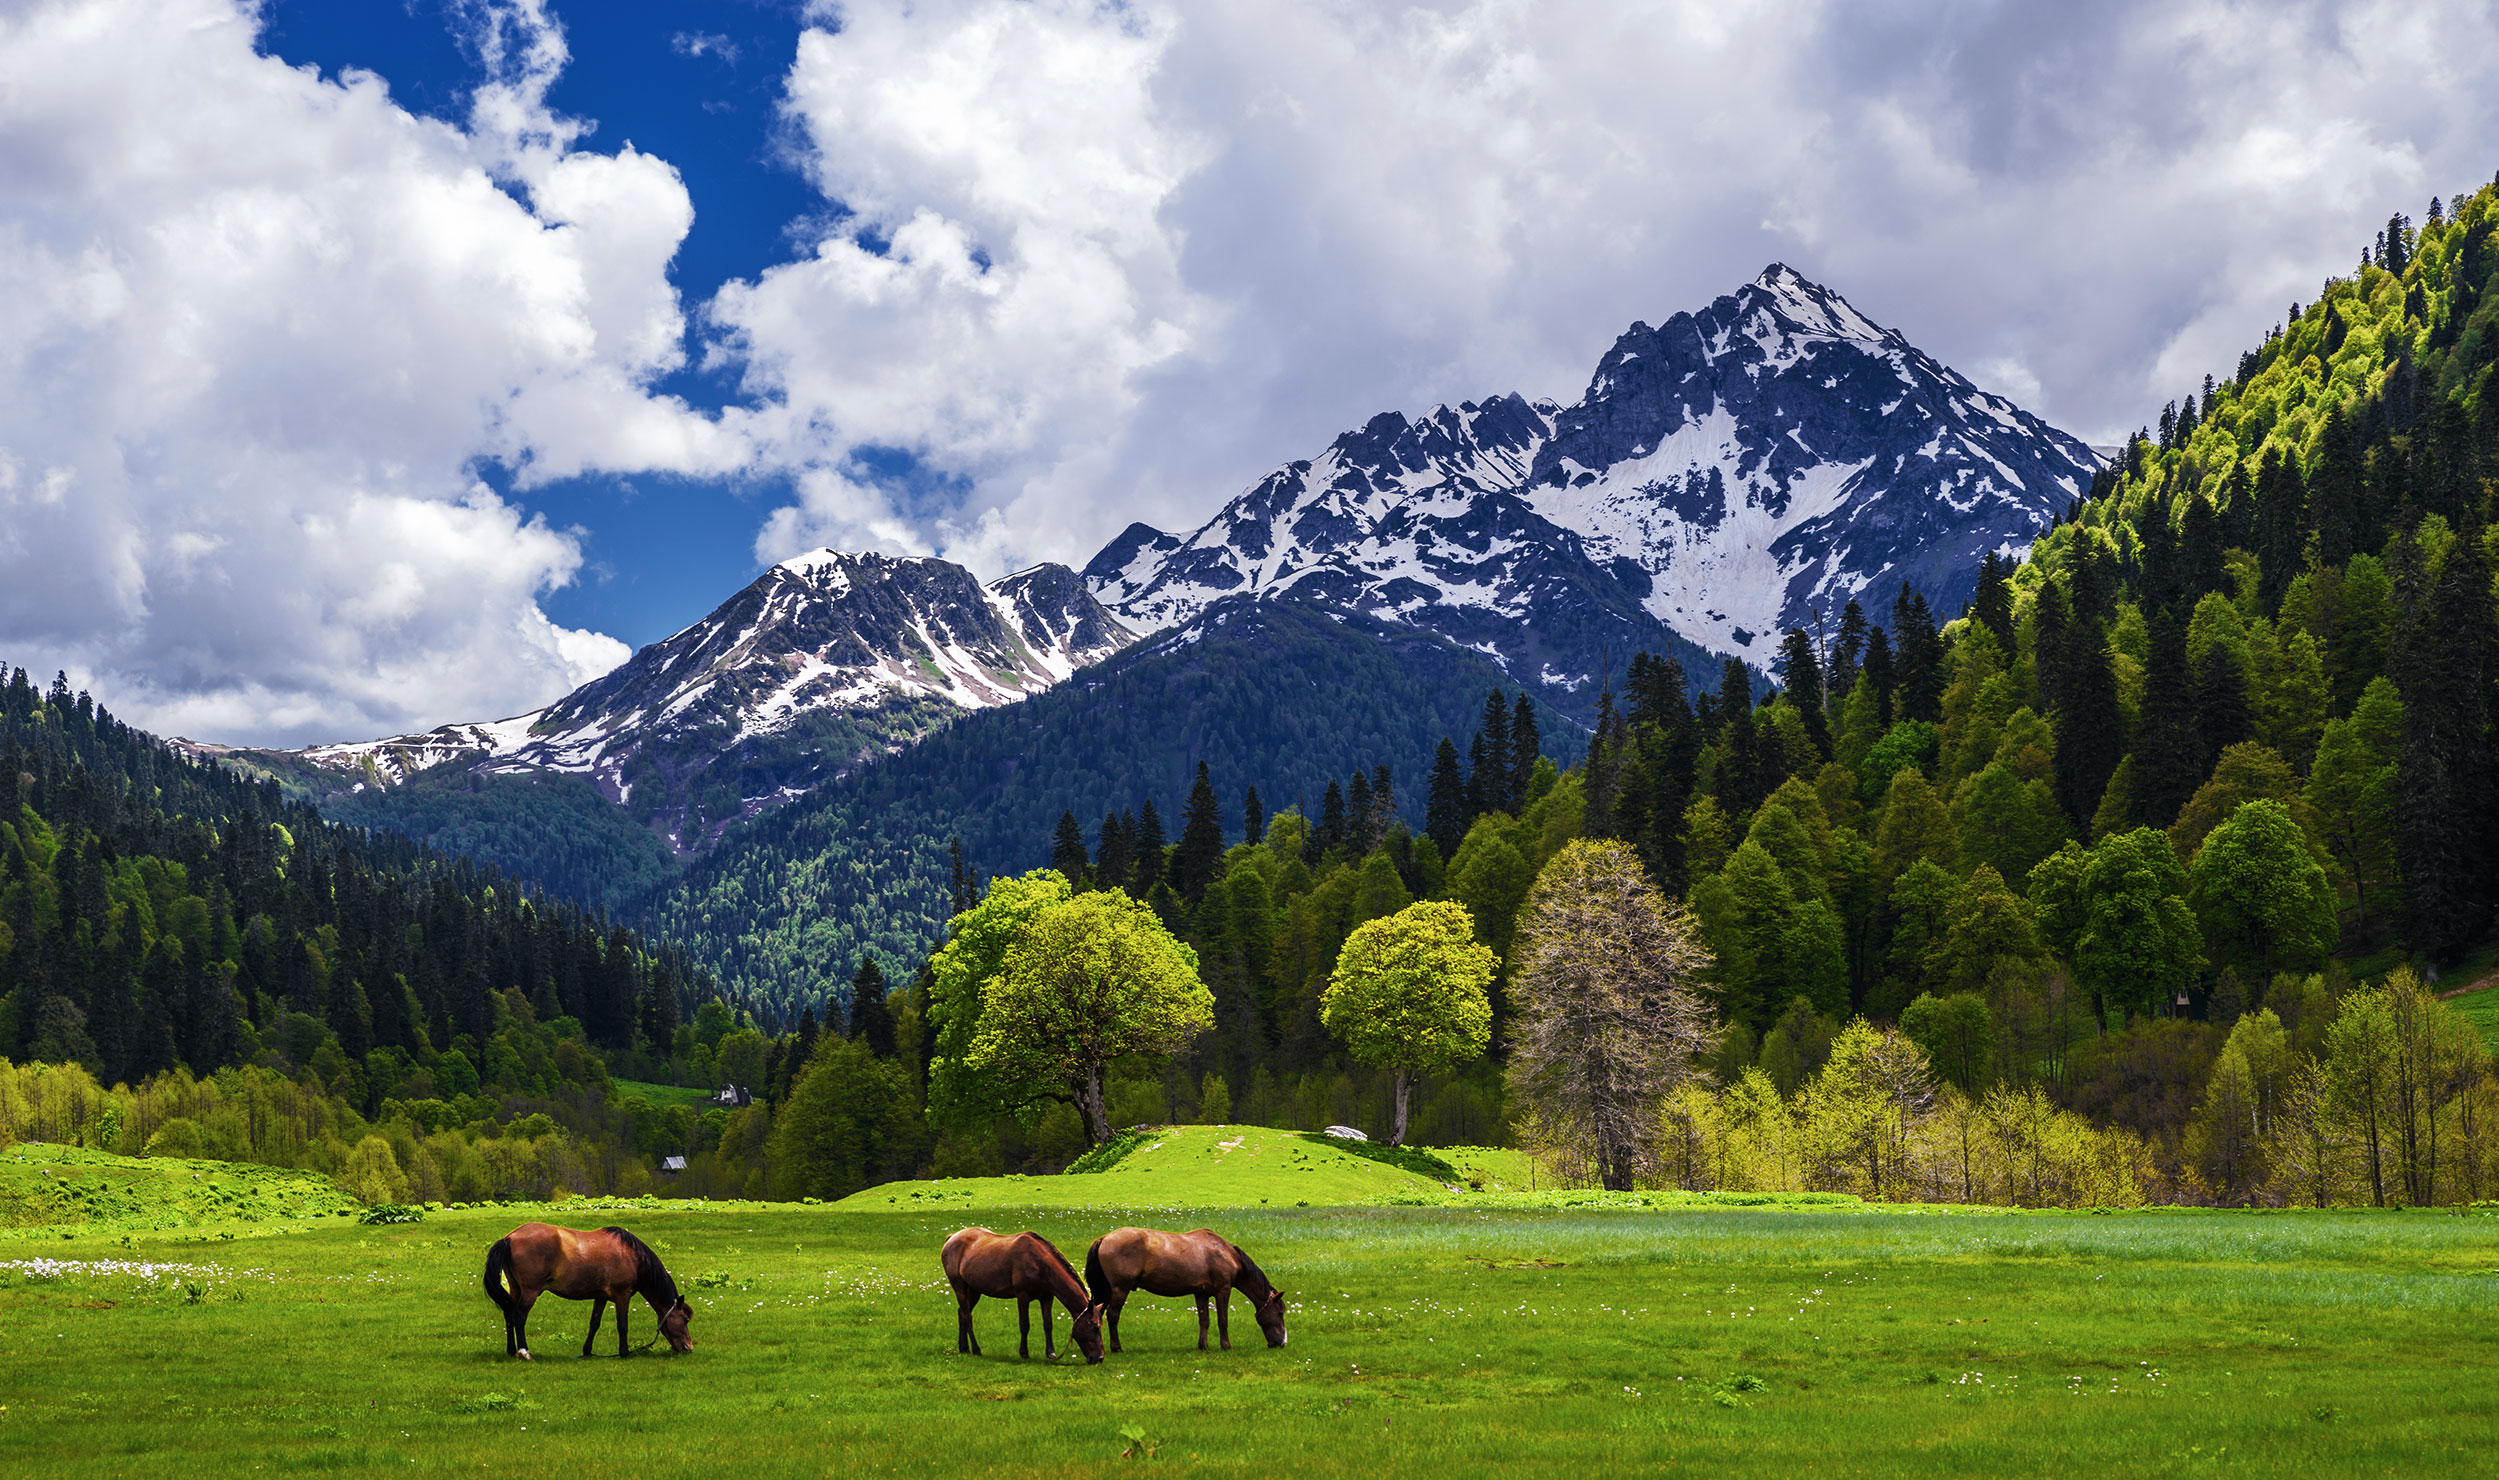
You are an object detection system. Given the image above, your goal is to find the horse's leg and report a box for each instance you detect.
[953,1286,977,1354]
[515,1291,538,1361]
[1108,1291,1126,1353]
[616,1295,631,1357]
[1042,1298,1057,1360]
[1217,1289,1232,1350]
[1017,1297,1032,1359]
[582,1297,607,1358]
[1195,1294,1211,1351]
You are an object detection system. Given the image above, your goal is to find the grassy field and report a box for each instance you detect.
[3,1142,2497,1477]
[612,1078,718,1111]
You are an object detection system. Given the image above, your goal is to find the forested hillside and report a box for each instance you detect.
[639,597,1566,1019]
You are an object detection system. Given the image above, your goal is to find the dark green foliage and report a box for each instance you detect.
[1774,628,1831,758]
[1891,585,1946,724]
[1467,690,1512,817]
[1425,739,1468,859]
[1050,811,1089,878]
[326,767,678,912]
[633,597,1536,1016]
[847,956,895,1057]
[2396,536,2495,960]
[2133,608,2203,830]
[2052,617,2125,826]
[1171,762,1227,903]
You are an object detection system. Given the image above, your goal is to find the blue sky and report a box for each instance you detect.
[5,0,2497,746]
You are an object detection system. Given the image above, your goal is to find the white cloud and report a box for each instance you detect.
[0,0,742,745]
[727,0,2499,575]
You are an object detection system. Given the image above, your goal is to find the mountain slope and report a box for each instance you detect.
[638,594,1557,1015]
[210,552,1134,864]
[1087,265,2100,690]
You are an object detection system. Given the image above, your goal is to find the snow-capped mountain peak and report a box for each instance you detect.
[1087,265,2099,700]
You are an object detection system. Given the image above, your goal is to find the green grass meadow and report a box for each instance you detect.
[3,1135,2497,1477]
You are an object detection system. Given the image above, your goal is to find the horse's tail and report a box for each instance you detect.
[1083,1238,1111,1306]
[483,1237,518,1317]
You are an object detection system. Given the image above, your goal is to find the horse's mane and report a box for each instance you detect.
[1032,1234,1086,1293]
[604,1226,681,1307]
[1227,1241,1275,1301]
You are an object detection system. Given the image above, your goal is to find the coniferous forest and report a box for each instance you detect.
[5,186,2497,1213]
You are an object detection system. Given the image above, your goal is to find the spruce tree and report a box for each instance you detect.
[2254,447,2307,613]
[1467,691,1512,816]
[1096,811,1133,890]
[1050,810,1089,879]
[2031,581,2070,715]
[1347,769,1376,853]
[1862,626,1897,726]
[847,956,895,1058]
[1132,801,1168,895]
[2308,404,2362,566]
[1508,695,1540,811]
[1892,585,1946,723]
[1830,599,1869,698]
[1425,738,1469,859]
[2181,495,2225,601]
[1242,786,1266,849]
[1171,762,1227,903]
[2132,608,2204,829]
[1774,627,1831,758]
[1715,659,1758,815]
[2396,536,2495,960]
[2052,618,2126,825]
[1315,781,1348,860]
[2195,642,2254,772]
[1972,552,2018,655]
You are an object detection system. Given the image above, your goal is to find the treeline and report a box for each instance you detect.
[0,668,740,1135]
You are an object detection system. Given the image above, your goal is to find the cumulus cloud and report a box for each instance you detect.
[0,0,743,745]
[729,0,2499,575]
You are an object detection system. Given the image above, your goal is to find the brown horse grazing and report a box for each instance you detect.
[1083,1227,1288,1353]
[940,1227,1104,1363]
[483,1223,693,1361]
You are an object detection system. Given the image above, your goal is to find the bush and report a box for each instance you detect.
[359,1204,425,1226]
[1065,1127,1155,1175]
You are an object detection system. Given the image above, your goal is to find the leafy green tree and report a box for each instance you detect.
[1757,995,1836,1095]
[1321,900,1496,1145]
[1872,766,1956,883]
[2263,629,2330,773]
[1953,763,2071,888]
[1872,859,1959,1019]
[925,869,1074,1129]
[2168,741,2307,862]
[1443,817,1535,958]
[1929,864,2043,997]
[2074,829,2203,1022]
[769,1036,916,1201]
[1350,849,1414,928]
[2023,841,2091,959]
[970,888,1213,1145]
[2188,800,2338,984]
[1899,991,1994,1092]
[2305,678,2403,939]
[1859,721,1939,809]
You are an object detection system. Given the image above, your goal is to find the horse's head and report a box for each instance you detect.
[1072,1301,1106,1364]
[659,1297,695,1354]
[1253,1287,1289,1348]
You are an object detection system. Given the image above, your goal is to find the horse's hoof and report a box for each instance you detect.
[517,1350,531,1362]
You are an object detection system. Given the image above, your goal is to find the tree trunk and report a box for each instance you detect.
[1390,1070,1411,1148]
[1076,1073,1110,1147]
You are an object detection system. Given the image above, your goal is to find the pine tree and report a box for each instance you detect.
[1425,738,1469,859]
[1096,811,1134,890]
[1507,695,1540,811]
[1774,628,1831,758]
[1050,810,1089,879]
[1830,599,1869,699]
[1347,769,1376,854]
[1467,691,1512,817]
[1132,801,1168,895]
[2196,642,2253,773]
[1892,585,1946,723]
[1972,552,2018,655]
[2396,536,2495,960]
[1171,762,1227,903]
[2132,608,2204,829]
[2053,618,2126,825]
[847,957,895,1057]
[2254,447,2307,613]
[1315,781,1348,860]
[1242,786,1266,849]
[1716,658,1759,815]
[2308,404,2362,567]
[1862,626,1897,726]
[2031,581,2070,715]
[2181,494,2225,600]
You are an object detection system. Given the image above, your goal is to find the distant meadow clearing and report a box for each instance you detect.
[3,1135,2495,1477]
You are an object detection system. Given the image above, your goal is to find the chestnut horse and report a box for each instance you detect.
[1083,1227,1287,1352]
[940,1227,1104,1363]
[483,1223,693,1360]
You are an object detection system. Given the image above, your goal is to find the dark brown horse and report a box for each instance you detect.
[940,1227,1103,1363]
[483,1223,693,1360]
[1083,1227,1287,1352]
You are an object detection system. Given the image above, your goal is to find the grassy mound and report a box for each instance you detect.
[838,1125,1544,1212]
[0,1142,361,1236]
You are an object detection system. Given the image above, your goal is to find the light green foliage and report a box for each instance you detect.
[1929,864,2043,997]
[924,870,1074,1127]
[2305,677,2403,933]
[1951,763,2070,888]
[2022,842,2090,959]
[1349,850,1414,928]
[1442,816,1535,958]
[973,889,1213,1144]
[2073,828,2203,1020]
[1859,721,1940,809]
[1871,766,1956,882]
[2166,740,2310,862]
[1323,901,1496,1144]
[1898,992,1994,1092]
[1873,860,1960,1020]
[2263,628,2330,773]
[1744,800,1829,903]
[1681,795,1735,876]
[1695,842,1846,1029]
[2188,800,2339,984]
